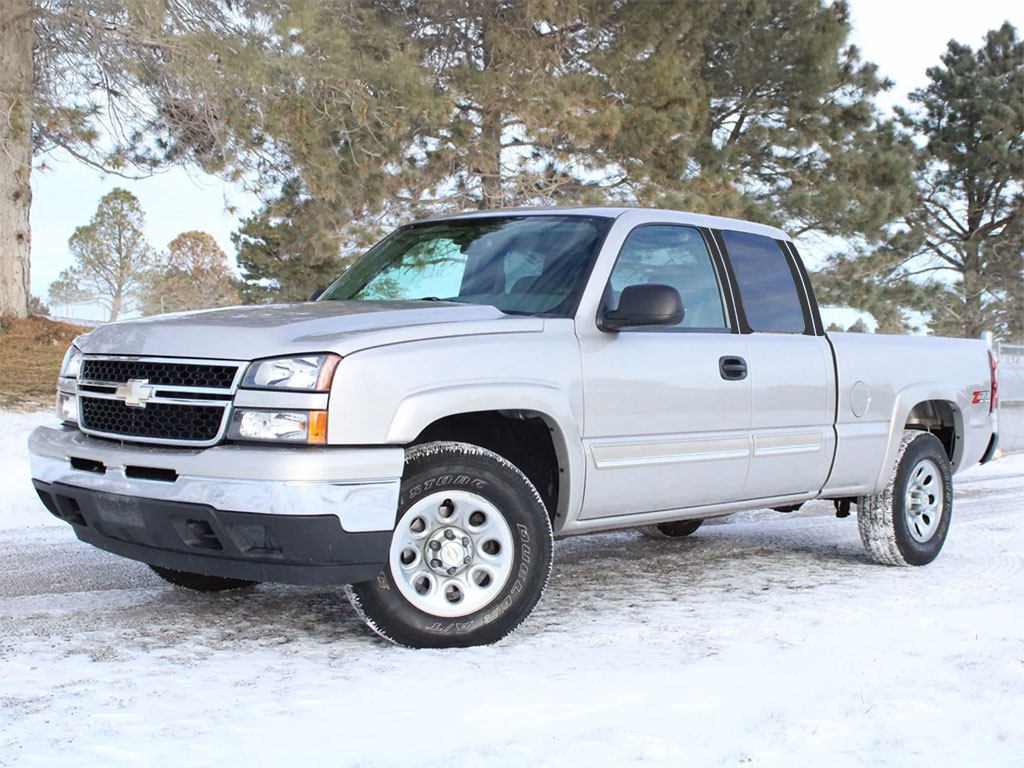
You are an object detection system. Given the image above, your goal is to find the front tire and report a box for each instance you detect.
[857,430,953,566]
[149,565,258,592]
[347,442,553,648]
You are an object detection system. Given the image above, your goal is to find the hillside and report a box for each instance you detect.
[0,315,88,409]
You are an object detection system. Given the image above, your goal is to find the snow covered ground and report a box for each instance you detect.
[2,409,1022,767]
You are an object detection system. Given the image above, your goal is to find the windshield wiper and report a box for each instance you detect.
[414,296,465,303]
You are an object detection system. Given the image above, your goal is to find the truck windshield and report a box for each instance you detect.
[319,215,612,316]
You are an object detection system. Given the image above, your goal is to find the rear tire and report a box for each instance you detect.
[640,519,704,539]
[347,441,553,648]
[857,430,953,566]
[149,565,258,592]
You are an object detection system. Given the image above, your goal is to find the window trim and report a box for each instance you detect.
[712,228,819,337]
[701,227,742,332]
[595,222,736,334]
[784,241,825,336]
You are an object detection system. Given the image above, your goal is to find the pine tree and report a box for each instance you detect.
[819,24,1023,340]
[904,23,1023,340]
[0,1,33,318]
[234,0,915,301]
[66,188,153,321]
[28,295,49,316]
[48,268,94,316]
[231,187,364,304]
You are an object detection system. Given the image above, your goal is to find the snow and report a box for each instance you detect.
[0,410,64,531]
[1,410,1022,767]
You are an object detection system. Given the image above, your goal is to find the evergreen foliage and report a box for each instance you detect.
[221,0,917,300]
[817,23,1023,340]
[47,268,93,314]
[28,295,49,316]
[5,1,1014,334]
[63,188,153,321]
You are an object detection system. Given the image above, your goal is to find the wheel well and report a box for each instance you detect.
[411,411,561,523]
[905,400,958,461]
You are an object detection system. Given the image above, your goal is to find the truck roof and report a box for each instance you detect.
[415,206,792,241]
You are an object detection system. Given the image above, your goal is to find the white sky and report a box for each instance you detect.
[29,0,1022,320]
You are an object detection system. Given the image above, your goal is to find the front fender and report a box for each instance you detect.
[384,381,585,529]
[326,327,586,528]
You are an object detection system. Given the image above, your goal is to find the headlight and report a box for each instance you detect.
[60,346,83,378]
[242,354,340,391]
[57,392,79,424]
[228,409,328,445]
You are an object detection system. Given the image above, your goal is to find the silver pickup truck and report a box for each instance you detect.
[29,207,999,647]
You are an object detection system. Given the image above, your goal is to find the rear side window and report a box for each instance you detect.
[720,230,806,333]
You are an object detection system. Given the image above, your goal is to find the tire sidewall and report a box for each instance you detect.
[353,445,552,647]
[892,434,953,566]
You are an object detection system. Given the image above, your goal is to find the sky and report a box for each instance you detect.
[28,0,1022,321]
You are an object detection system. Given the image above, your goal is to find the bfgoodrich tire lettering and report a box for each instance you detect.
[346,441,553,648]
[857,430,953,566]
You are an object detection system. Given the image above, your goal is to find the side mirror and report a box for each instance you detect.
[308,287,326,302]
[599,284,684,332]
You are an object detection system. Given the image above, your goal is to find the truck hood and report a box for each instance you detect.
[76,301,544,359]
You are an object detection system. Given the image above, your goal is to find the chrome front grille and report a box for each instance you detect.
[76,356,245,446]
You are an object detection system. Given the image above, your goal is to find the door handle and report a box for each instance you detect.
[719,356,747,381]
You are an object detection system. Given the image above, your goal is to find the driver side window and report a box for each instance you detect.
[607,225,728,330]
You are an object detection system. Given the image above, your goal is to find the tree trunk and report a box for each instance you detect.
[478,12,503,210]
[962,240,984,339]
[108,293,122,322]
[0,0,33,318]
[479,105,504,210]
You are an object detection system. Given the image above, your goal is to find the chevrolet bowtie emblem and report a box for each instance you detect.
[115,378,155,408]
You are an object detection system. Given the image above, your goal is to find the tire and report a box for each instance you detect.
[639,519,704,539]
[346,441,554,648]
[857,430,953,566]
[149,565,258,592]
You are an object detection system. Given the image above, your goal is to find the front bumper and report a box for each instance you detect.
[28,424,404,585]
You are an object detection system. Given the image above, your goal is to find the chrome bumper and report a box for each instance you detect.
[28,424,404,533]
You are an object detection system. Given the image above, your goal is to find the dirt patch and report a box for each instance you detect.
[0,315,88,409]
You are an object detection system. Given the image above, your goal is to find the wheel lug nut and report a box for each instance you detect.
[444,529,456,540]
[430,559,442,568]
[462,537,470,546]
[463,556,471,564]
[428,541,441,551]
[447,567,457,576]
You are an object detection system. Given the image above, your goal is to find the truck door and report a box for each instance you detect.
[714,230,836,499]
[576,222,752,520]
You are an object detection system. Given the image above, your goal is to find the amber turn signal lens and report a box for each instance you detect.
[308,410,328,445]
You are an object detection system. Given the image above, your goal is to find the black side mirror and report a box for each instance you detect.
[599,284,684,331]
[308,287,326,301]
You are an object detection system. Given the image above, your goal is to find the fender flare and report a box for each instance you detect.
[384,382,586,529]
[872,382,965,494]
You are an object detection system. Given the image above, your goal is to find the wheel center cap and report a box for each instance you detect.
[440,541,465,567]
[425,527,473,575]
